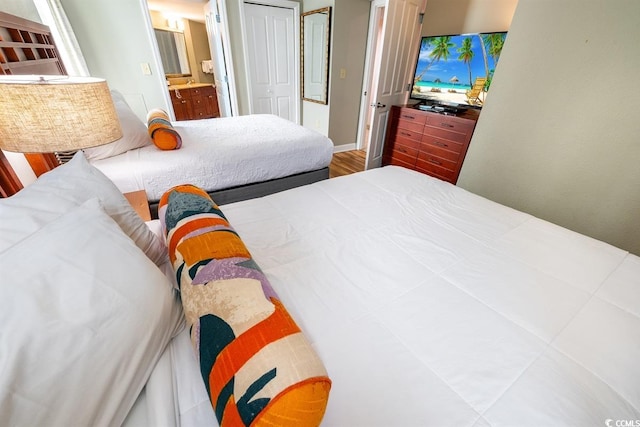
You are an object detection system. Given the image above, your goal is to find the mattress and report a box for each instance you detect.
[214,166,640,426]
[90,114,334,201]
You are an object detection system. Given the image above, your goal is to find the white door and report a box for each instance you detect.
[204,0,238,117]
[356,0,386,151]
[365,0,425,170]
[242,2,299,123]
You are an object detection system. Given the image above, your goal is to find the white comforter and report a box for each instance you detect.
[217,166,640,426]
[91,115,333,201]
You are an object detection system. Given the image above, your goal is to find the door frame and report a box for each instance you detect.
[238,0,301,124]
[204,0,239,117]
[356,0,386,151]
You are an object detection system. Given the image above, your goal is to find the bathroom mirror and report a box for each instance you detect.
[301,7,331,104]
[154,28,191,77]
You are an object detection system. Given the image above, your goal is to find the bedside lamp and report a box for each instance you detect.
[0,75,122,153]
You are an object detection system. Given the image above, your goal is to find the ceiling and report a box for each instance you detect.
[147,0,208,23]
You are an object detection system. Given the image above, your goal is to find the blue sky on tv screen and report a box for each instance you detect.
[414,34,503,88]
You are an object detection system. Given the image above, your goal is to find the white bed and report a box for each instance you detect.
[2,156,638,426]
[90,113,334,213]
[215,165,640,426]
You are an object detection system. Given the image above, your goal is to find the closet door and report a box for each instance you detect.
[243,2,299,123]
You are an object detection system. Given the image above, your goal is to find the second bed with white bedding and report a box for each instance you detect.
[91,114,334,202]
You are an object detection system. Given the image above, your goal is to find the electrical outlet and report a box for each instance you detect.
[140,63,152,75]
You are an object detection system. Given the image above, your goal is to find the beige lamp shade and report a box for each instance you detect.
[0,75,123,153]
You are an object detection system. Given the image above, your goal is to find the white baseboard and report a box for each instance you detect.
[333,143,357,153]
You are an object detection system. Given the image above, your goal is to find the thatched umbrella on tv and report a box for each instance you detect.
[449,76,459,84]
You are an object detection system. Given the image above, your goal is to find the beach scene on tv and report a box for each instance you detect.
[412,32,507,108]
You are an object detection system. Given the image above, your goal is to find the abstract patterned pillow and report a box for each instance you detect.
[147,108,182,150]
[159,185,331,427]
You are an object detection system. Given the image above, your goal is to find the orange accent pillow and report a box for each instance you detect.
[146,108,182,150]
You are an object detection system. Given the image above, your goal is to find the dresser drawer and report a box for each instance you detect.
[415,158,456,182]
[425,114,475,133]
[192,108,213,119]
[421,134,464,155]
[417,151,457,171]
[397,108,427,125]
[393,135,421,150]
[423,125,469,144]
[419,141,461,163]
[396,119,424,134]
[384,155,415,169]
[390,148,418,166]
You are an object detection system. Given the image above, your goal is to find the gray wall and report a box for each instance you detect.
[457,0,640,255]
[300,0,371,146]
[421,0,517,36]
[327,0,369,147]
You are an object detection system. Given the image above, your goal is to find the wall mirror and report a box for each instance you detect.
[154,28,191,77]
[301,7,331,104]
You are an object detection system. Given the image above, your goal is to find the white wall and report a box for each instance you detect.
[59,0,170,120]
[457,0,640,255]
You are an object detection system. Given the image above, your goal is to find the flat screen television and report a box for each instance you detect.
[410,32,507,111]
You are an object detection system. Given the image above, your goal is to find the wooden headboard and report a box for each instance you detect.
[0,11,67,197]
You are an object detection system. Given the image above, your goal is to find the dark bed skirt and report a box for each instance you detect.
[148,167,330,219]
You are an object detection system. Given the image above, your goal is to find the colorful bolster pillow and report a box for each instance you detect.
[147,108,182,150]
[159,184,331,427]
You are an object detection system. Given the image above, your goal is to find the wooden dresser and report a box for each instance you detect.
[382,105,479,184]
[169,84,220,121]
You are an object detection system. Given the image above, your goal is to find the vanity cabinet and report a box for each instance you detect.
[382,105,479,184]
[169,85,219,121]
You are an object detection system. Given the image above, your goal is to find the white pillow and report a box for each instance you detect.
[0,199,184,426]
[0,151,167,266]
[82,90,151,161]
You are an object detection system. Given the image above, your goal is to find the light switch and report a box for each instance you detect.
[340,68,347,79]
[140,63,152,75]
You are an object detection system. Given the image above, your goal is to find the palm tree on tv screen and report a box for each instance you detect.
[458,37,474,86]
[481,33,506,90]
[485,33,506,64]
[415,36,455,82]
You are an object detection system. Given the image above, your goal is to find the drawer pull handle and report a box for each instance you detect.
[401,115,416,120]
[181,100,187,104]
[400,131,412,137]
[428,158,442,166]
[434,141,448,147]
[440,122,454,128]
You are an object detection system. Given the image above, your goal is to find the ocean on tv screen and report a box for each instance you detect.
[411,32,507,107]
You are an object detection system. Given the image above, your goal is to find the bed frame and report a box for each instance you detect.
[0,11,65,197]
[148,167,329,218]
[0,10,330,204]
